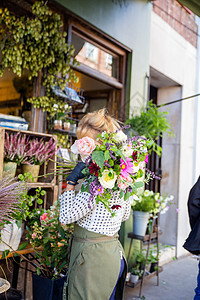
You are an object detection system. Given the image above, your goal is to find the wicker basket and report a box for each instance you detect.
[0,278,10,294]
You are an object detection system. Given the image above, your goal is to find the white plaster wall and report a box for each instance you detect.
[150,11,197,257]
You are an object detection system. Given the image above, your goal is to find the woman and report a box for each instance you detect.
[59,108,132,300]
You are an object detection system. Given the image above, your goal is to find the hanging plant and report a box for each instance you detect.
[0,1,78,114]
[126,100,174,156]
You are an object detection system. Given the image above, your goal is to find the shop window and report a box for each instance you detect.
[72,33,119,79]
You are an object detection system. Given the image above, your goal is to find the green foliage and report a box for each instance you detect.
[12,173,46,226]
[126,100,174,156]
[26,201,73,279]
[0,1,78,117]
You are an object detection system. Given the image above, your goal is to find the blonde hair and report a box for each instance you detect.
[76,108,120,140]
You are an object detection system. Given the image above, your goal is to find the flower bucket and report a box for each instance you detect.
[21,164,40,182]
[32,274,67,300]
[132,211,149,237]
[3,162,17,178]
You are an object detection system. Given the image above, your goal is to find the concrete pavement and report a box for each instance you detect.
[124,255,198,300]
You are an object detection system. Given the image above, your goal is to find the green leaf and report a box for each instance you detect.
[92,151,105,168]
[2,250,10,259]
[124,191,131,201]
[120,190,124,199]
[104,150,110,161]
[18,242,28,251]
[37,198,43,205]
[134,181,144,188]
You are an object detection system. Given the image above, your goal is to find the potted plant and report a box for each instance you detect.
[130,267,143,284]
[25,200,73,300]
[21,137,57,182]
[3,132,29,178]
[126,100,174,156]
[132,190,155,236]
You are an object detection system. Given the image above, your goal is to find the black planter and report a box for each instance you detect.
[32,273,67,300]
[150,262,158,273]
[0,288,22,300]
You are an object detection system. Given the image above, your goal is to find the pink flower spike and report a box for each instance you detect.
[120,157,134,178]
[145,153,149,164]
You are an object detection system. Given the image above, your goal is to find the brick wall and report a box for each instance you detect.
[153,0,198,48]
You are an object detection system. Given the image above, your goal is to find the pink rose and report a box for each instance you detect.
[71,137,96,156]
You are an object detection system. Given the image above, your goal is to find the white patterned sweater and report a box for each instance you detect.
[59,190,132,236]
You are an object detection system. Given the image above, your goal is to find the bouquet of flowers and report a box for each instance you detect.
[71,128,152,215]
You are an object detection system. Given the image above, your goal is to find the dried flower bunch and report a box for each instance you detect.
[71,127,152,215]
[4,132,57,166]
[4,132,29,166]
[0,176,26,229]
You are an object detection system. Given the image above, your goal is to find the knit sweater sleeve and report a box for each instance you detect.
[59,190,96,224]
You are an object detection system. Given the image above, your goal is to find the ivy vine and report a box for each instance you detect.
[0,1,78,116]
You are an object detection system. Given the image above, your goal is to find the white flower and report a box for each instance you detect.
[114,131,127,142]
[99,169,117,189]
[121,144,133,157]
[144,190,150,197]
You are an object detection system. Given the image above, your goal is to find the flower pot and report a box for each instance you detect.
[150,262,158,273]
[130,274,139,284]
[32,274,67,300]
[132,211,149,237]
[3,162,17,178]
[21,164,40,182]
[63,121,70,131]
[70,123,76,133]
[0,221,24,251]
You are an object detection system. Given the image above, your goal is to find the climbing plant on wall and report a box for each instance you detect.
[0,1,78,117]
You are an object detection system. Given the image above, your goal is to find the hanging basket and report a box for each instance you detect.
[132,211,149,237]
[3,162,17,178]
[0,278,10,294]
[21,164,40,182]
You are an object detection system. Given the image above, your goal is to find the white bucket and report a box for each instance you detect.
[133,210,149,237]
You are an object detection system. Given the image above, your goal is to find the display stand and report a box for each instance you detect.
[127,216,161,298]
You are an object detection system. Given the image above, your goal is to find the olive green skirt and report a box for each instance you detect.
[64,224,127,300]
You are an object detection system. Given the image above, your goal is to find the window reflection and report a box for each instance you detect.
[72,33,118,79]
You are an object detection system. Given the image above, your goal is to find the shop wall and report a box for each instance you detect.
[150,11,198,257]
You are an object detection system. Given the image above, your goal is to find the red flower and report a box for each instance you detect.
[111,205,121,210]
[89,162,100,177]
[132,151,138,161]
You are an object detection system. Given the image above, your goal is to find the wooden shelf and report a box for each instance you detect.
[27,182,55,189]
[51,129,76,136]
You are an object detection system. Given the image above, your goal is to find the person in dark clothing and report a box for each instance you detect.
[183,176,200,300]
